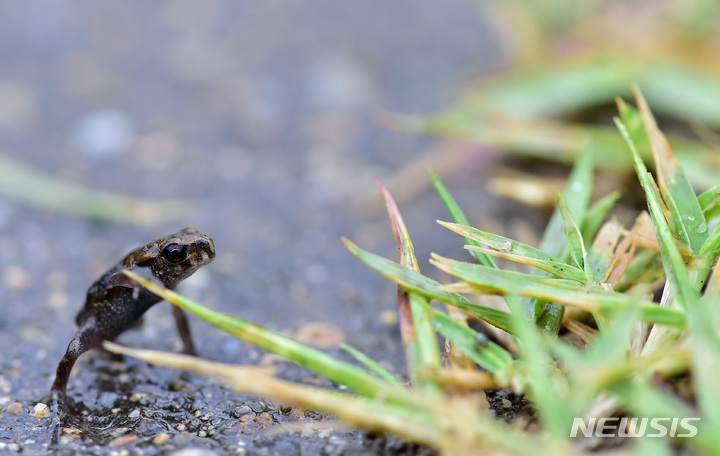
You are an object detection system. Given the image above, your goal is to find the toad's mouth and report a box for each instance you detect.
[200,251,212,263]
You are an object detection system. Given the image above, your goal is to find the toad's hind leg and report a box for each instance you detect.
[51,324,105,417]
[172,305,196,355]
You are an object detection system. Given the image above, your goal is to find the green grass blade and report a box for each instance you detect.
[699,184,720,222]
[340,343,402,385]
[534,146,594,331]
[430,255,687,327]
[613,379,697,418]
[635,437,673,456]
[581,190,621,242]
[688,263,720,445]
[687,295,720,447]
[549,306,643,431]
[343,238,514,333]
[611,380,712,453]
[122,270,411,404]
[632,86,708,254]
[419,301,514,374]
[561,304,639,376]
[504,286,569,437]
[700,224,720,263]
[614,116,699,309]
[415,116,716,186]
[539,145,594,263]
[428,169,496,267]
[558,195,588,273]
[400,57,720,187]
[430,57,639,119]
[416,57,720,125]
[376,180,442,391]
[408,292,443,387]
[428,171,526,331]
[439,220,590,284]
[0,154,192,226]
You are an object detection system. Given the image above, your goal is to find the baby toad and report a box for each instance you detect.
[51,228,215,416]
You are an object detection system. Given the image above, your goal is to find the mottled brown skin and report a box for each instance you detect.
[51,228,215,417]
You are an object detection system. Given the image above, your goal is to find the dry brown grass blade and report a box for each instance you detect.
[606,222,640,287]
[606,212,657,286]
[488,168,566,209]
[564,320,598,345]
[421,367,502,391]
[591,219,622,270]
[376,179,419,273]
[633,85,680,190]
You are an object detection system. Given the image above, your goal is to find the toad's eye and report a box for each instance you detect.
[162,244,187,263]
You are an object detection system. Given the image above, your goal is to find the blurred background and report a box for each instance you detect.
[2,0,720,453]
[0,0,498,373]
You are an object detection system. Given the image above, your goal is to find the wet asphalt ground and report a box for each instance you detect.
[0,2,508,454]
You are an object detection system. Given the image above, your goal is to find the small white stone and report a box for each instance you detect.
[33,402,49,417]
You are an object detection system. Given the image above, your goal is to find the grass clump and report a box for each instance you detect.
[108,87,720,455]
